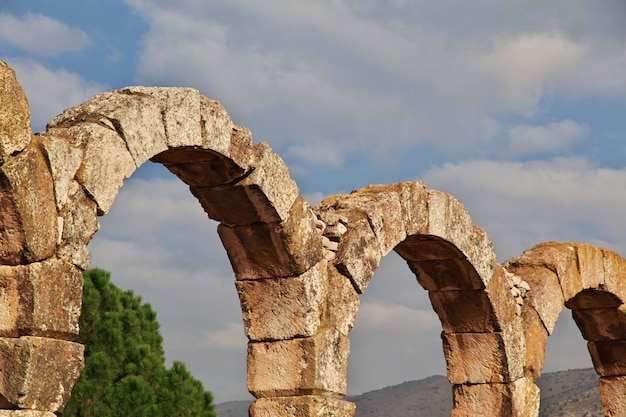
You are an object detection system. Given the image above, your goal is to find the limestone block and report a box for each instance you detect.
[0,60,31,164]
[56,180,99,270]
[314,207,381,294]
[588,340,626,376]
[396,234,466,263]
[237,261,328,341]
[575,243,606,290]
[152,148,246,187]
[395,181,429,237]
[506,242,582,302]
[484,264,521,331]
[451,378,540,417]
[47,88,168,167]
[0,337,84,412]
[249,396,356,417]
[521,306,548,379]
[429,289,499,333]
[325,266,360,336]
[0,412,56,417]
[218,198,325,279]
[0,141,57,265]
[74,123,136,214]
[566,290,622,310]
[442,321,524,384]
[38,133,84,210]
[198,96,233,154]
[0,259,82,339]
[599,376,626,417]
[191,144,298,226]
[426,190,495,288]
[602,248,626,305]
[247,328,349,398]
[572,305,626,341]
[326,184,408,256]
[504,265,564,334]
[408,258,484,291]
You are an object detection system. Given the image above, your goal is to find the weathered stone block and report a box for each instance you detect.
[0,259,82,339]
[521,306,548,379]
[575,243,606,290]
[602,248,626,305]
[442,322,524,384]
[566,289,623,310]
[426,190,495,288]
[395,234,466,263]
[451,378,539,417]
[429,289,499,333]
[505,265,563,334]
[507,242,582,302]
[198,96,233,154]
[0,412,56,417]
[409,258,484,291]
[572,305,626,341]
[154,148,246,187]
[599,375,626,417]
[218,197,325,279]
[325,266,360,336]
[0,141,58,265]
[237,261,328,341]
[56,180,99,270]
[314,209,381,294]
[326,184,408,256]
[39,133,84,211]
[0,60,31,164]
[74,123,136,214]
[247,328,349,398]
[588,340,626,376]
[0,337,84,412]
[249,396,356,417]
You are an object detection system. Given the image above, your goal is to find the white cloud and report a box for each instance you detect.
[124,0,626,163]
[422,157,626,260]
[507,120,589,157]
[0,12,90,56]
[6,59,107,132]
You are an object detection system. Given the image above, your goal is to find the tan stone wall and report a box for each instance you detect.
[1,59,626,416]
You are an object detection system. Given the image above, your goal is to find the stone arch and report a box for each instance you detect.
[311,183,538,417]
[0,61,331,415]
[504,242,626,416]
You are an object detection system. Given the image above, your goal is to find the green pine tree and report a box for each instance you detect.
[59,268,217,417]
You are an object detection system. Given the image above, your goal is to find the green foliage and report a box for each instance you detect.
[60,268,216,417]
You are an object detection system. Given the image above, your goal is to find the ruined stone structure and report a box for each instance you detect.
[1,60,626,416]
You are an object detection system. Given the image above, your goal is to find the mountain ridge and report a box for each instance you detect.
[216,368,603,417]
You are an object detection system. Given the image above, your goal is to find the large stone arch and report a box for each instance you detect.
[310,184,537,417]
[504,242,626,417]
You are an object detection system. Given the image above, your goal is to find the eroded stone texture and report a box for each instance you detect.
[218,197,325,279]
[247,328,349,398]
[237,260,328,341]
[0,141,57,265]
[249,396,356,417]
[0,61,31,164]
[0,337,83,412]
[599,376,626,417]
[0,260,82,340]
[451,378,540,417]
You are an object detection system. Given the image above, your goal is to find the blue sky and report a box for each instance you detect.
[2,0,626,403]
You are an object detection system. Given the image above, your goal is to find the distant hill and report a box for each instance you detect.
[216,368,602,417]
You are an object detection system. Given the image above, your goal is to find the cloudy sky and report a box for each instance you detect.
[2,0,626,403]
